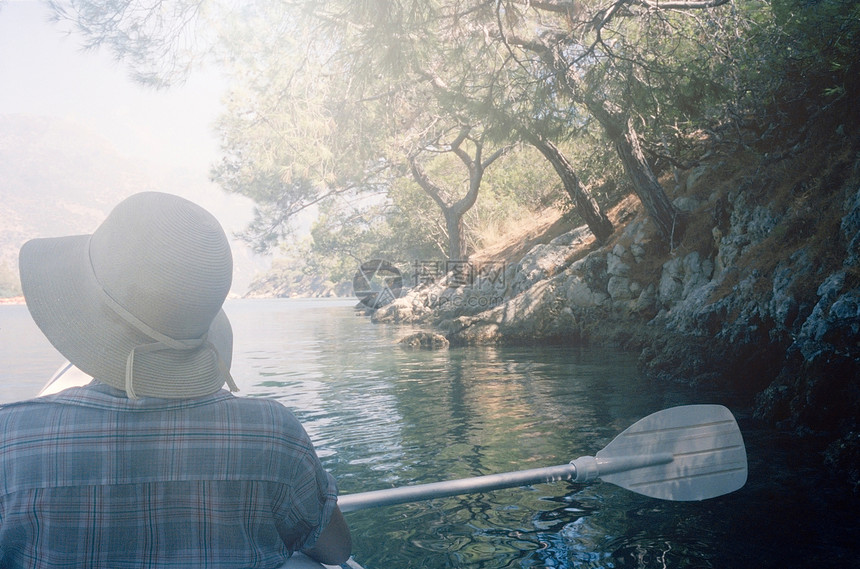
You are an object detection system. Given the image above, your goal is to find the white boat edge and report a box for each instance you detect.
[38,362,366,569]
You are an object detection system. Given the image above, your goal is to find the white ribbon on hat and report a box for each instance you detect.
[95,279,239,399]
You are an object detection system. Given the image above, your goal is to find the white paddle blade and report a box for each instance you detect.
[39,362,92,396]
[595,405,747,501]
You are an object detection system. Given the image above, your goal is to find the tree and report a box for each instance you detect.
[490,2,680,244]
[245,1,518,262]
[408,125,508,261]
[48,0,616,254]
[427,0,756,246]
[208,1,401,251]
[419,64,617,245]
[518,128,614,243]
[585,99,686,244]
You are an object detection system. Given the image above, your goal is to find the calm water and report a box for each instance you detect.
[1,299,857,568]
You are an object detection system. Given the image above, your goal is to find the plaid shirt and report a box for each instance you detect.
[0,382,338,569]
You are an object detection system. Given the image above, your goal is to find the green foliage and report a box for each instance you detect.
[768,0,860,103]
[46,0,214,87]
[465,145,562,242]
[569,1,761,155]
[210,0,400,252]
[306,183,448,285]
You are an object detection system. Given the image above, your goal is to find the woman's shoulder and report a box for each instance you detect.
[222,393,307,430]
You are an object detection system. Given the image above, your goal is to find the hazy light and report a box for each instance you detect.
[0,1,224,170]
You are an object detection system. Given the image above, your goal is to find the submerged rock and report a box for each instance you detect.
[397,331,450,350]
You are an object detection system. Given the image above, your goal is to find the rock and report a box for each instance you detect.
[607,244,631,277]
[549,225,591,247]
[510,241,579,296]
[398,331,450,350]
[571,252,609,293]
[607,275,634,301]
[831,295,860,320]
[825,432,860,495]
[673,196,700,213]
[633,284,658,315]
[685,164,710,190]
[841,187,860,267]
[565,275,608,307]
[715,192,780,272]
[373,296,426,324]
[657,252,713,308]
[769,251,811,331]
[630,242,647,261]
[681,252,714,298]
[658,256,684,305]
[794,271,860,362]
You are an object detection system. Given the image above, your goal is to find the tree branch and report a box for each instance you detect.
[447,127,474,170]
[408,155,451,213]
[481,146,509,170]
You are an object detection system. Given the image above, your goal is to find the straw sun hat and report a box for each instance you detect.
[19,192,238,399]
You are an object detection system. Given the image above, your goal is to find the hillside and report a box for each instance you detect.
[0,114,264,296]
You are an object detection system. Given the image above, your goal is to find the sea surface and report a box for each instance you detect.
[1,299,857,568]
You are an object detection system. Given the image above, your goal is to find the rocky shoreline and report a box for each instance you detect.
[372,127,860,494]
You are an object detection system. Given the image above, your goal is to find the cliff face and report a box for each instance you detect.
[374,123,860,493]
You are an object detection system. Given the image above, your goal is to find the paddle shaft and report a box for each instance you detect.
[336,451,679,512]
[339,462,583,513]
[337,404,749,510]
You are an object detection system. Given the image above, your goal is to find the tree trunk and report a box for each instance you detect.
[523,130,614,243]
[444,209,467,261]
[615,118,684,244]
[409,156,474,262]
[588,101,685,246]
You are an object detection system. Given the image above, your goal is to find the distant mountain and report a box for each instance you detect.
[0,114,266,296]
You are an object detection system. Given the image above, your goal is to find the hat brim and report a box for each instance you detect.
[20,235,233,399]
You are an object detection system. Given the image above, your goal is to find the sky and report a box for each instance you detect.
[0,0,225,171]
[0,0,268,290]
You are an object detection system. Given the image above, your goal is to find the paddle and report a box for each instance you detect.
[337,404,747,512]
